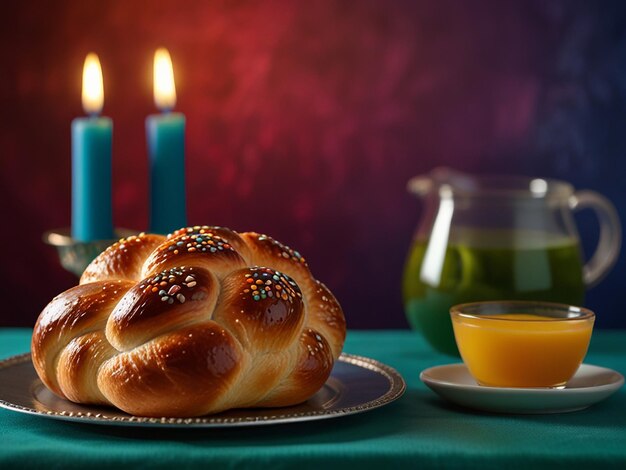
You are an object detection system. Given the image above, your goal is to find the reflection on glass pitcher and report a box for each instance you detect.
[402,168,621,356]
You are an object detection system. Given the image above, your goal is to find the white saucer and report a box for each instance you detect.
[420,363,624,414]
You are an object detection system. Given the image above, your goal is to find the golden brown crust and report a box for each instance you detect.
[239,232,312,287]
[168,226,249,254]
[257,328,334,407]
[141,227,246,279]
[31,225,346,417]
[302,280,346,358]
[56,331,116,404]
[213,267,305,352]
[81,234,166,284]
[98,322,243,417]
[31,280,134,395]
[106,267,218,351]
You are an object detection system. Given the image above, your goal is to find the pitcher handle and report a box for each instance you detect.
[569,190,622,288]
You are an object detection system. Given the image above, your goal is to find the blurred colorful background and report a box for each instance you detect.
[1,0,625,328]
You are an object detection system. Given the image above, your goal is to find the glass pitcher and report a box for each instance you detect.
[402,168,621,356]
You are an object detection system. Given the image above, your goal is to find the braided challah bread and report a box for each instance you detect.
[32,226,346,417]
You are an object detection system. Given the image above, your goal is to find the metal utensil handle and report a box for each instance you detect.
[569,190,622,288]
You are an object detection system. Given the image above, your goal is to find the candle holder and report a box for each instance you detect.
[43,228,137,277]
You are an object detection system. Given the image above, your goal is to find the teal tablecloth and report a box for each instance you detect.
[1,328,625,469]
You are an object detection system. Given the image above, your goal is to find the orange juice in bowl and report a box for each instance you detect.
[450,301,594,388]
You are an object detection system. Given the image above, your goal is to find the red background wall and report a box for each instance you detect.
[2,0,626,329]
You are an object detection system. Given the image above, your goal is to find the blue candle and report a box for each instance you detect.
[147,48,187,234]
[71,53,114,242]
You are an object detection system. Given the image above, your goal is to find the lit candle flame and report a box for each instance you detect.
[153,48,177,111]
[82,53,104,116]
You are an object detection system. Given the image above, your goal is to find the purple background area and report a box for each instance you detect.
[1,0,626,329]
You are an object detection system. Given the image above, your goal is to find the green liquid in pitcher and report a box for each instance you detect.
[402,229,585,356]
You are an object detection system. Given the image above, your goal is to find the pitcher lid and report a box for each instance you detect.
[407,167,574,200]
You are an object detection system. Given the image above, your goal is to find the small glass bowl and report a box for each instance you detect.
[450,301,595,388]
